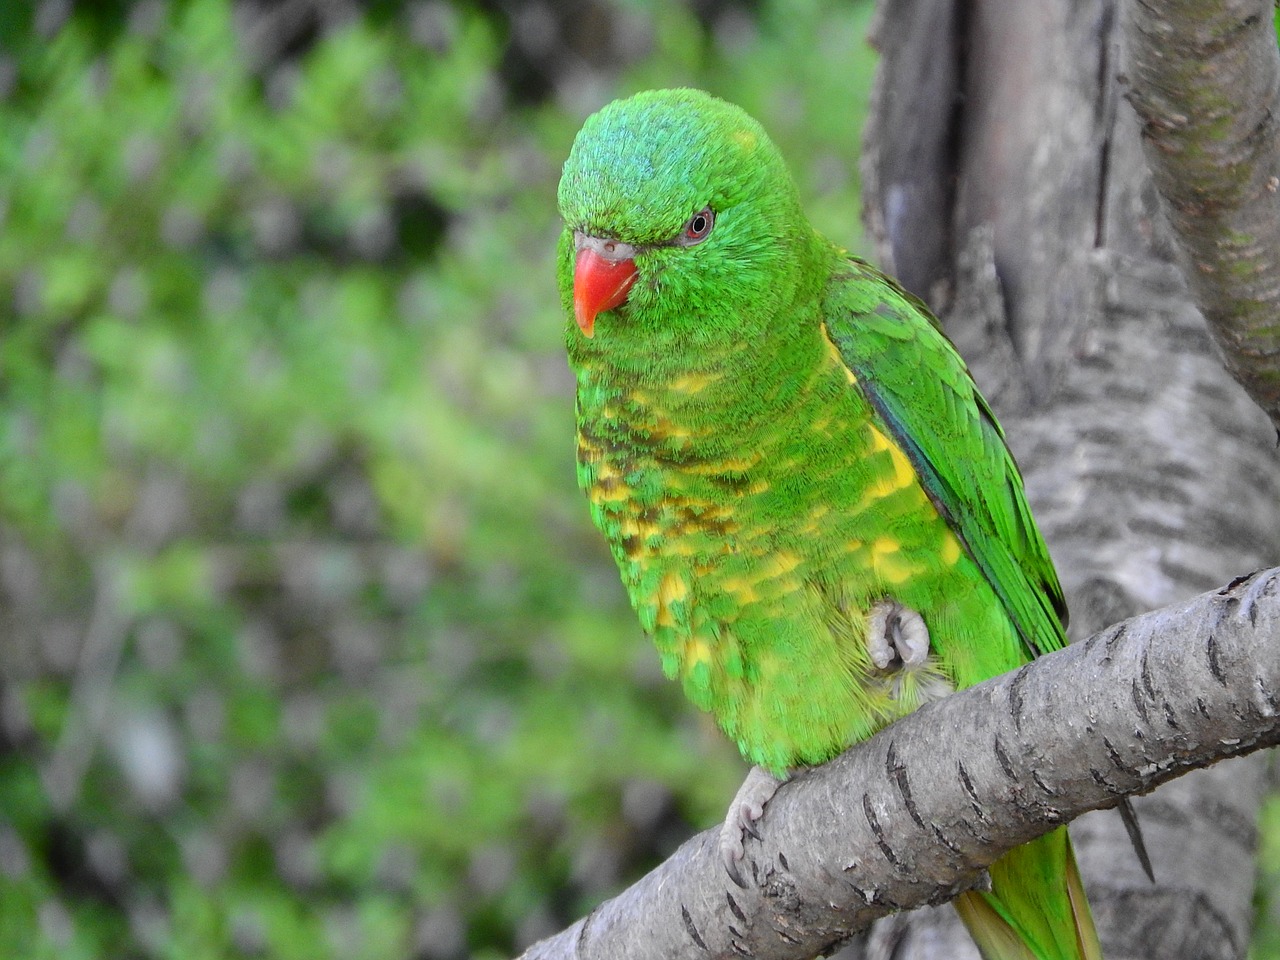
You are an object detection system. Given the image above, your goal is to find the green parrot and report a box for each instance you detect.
[556,88,1105,960]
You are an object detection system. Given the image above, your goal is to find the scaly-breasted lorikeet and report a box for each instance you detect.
[557,88,1121,960]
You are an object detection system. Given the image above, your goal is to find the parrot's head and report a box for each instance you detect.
[557,89,819,360]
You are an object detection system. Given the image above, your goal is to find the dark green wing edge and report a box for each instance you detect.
[822,256,1068,658]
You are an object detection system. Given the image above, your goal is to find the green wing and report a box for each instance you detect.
[822,256,1067,658]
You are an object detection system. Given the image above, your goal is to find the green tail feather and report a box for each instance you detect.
[953,828,1101,960]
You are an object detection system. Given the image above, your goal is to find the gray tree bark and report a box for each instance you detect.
[862,0,1280,956]
[1125,0,1280,435]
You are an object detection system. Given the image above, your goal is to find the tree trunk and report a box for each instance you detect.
[861,0,1280,957]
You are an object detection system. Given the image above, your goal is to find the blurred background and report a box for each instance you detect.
[6,3,1280,958]
[0,1,879,957]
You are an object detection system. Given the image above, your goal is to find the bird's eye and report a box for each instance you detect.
[679,207,714,245]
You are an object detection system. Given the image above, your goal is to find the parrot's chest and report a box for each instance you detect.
[574,363,972,769]
[579,356,966,598]
[578,369,946,565]
[576,380,786,570]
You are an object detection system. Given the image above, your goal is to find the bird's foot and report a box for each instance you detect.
[867,598,930,670]
[720,765,789,888]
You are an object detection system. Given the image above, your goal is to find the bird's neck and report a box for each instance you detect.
[574,309,850,472]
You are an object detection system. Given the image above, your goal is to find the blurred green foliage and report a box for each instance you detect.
[0,0,879,956]
[1258,793,1280,960]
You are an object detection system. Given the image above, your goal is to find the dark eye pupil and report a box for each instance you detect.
[679,208,713,244]
[686,209,714,240]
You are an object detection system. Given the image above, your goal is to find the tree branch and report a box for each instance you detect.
[518,568,1280,960]
[1124,0,1280,434]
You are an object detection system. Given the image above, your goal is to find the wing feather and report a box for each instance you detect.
[822,257,1067,658]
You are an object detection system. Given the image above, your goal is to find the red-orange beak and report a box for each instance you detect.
[573,236,638,338]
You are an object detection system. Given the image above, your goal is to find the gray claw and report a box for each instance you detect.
[719,766,787,886]
[725,856,749,889]
[868,599,930,669]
